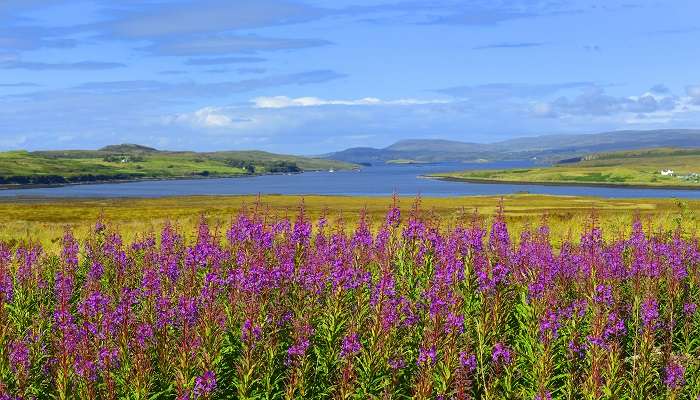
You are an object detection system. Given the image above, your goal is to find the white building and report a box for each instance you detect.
[660,169,674,176]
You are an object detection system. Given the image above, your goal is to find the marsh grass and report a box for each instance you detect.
[0,194,697,251]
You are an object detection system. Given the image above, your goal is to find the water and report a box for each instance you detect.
[1,161,700,199]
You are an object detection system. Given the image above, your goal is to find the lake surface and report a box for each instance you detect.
[1,161,700,199]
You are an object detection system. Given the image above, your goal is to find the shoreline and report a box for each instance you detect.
[0,170,335,191]
[428,174,700,191]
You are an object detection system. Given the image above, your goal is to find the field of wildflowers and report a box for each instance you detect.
[1,198,700,399]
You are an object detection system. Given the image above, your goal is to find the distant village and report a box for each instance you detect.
[660,169,700,182]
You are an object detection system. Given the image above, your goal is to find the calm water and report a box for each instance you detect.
[1,161,700,199]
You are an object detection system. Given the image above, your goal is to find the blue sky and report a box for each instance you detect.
[0,0,699,154]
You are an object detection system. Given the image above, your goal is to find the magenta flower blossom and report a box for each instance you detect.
[534,391,552,400]
[594,284,614,306]
[684,302,697,316]
[539,309,560,341]
[445,312,465,335]
[8,340,29,373]
[194,370,217,398]
[416,346,437,366]
[641,298,659,330]
[459,351,477,372]
[664,359,685,390]
[340,332,362,358]
[492,342,512,366]
[241,319,262,345]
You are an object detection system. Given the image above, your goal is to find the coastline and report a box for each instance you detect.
[427,174,700,191]
[0,170,327,191]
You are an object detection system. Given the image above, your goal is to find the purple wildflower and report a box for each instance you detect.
[417,346,437,366]
[664,359,685,390]
[459,351,477,372]
[492,342,512,366]
[388,356,406,370]
[194,370,217,398]
[8,340,30,373]
[684,302,697,316]
[641,297,659,330]
[445,312,465,335]
[340,332,361,359]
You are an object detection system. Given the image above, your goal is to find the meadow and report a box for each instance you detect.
[1,194,700,399]
[1,194,699,249]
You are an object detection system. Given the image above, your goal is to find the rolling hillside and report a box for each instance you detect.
[431,147,700,188]
[0,144,354,186]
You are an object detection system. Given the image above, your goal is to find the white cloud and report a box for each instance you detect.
[252,95,449,109]
[165,106,235,128]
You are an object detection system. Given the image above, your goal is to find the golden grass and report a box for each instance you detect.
[0,194,698,251]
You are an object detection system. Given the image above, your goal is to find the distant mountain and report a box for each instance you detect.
[325,129,700,164]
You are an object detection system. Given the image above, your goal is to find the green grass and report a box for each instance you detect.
[433,147,700,187]
[0,146,354,186]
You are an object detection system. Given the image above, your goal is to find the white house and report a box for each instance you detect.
[660,169,674,176]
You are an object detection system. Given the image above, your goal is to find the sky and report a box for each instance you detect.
[0,0,699,154]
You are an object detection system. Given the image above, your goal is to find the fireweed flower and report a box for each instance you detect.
[8,340,30,373]
[641,298,659,330]
[416,346,437,366]
[0,272,12,304]
[492,343,512,366]
[386,204,401,227]
[194,371,217,398]
[684,302,697,316]
[539,309,561,341]
[594,284,614,306]
[241,319,262,345]
[98,347,119,370]
[664,359,685,390]
[135,323,154,348]
[445,312,465,335]
[61,231,79,269]
[388,356,406,370]
[459,352,477,372]
[340,332,361,358]
[534,391,552,400]
[287,338,310,362]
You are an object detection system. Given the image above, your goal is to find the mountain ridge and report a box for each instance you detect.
[325,129,700,164]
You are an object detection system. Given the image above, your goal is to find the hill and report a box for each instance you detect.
[326,129,700,164]
[0,145,354,186]
[431,147,700,188]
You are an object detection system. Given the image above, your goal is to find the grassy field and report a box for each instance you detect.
[1,194,698,250]
[0,144,353,186]
[433,147,700,188]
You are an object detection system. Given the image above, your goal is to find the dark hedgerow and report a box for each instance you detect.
[0,200,699,399]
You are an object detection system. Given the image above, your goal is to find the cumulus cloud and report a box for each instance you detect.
[166,107,238,128]
[252,95,449,108]
[532,88,677,117]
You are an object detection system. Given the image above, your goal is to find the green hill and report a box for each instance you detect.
[431,147,700,188]
[0,145,355,186]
